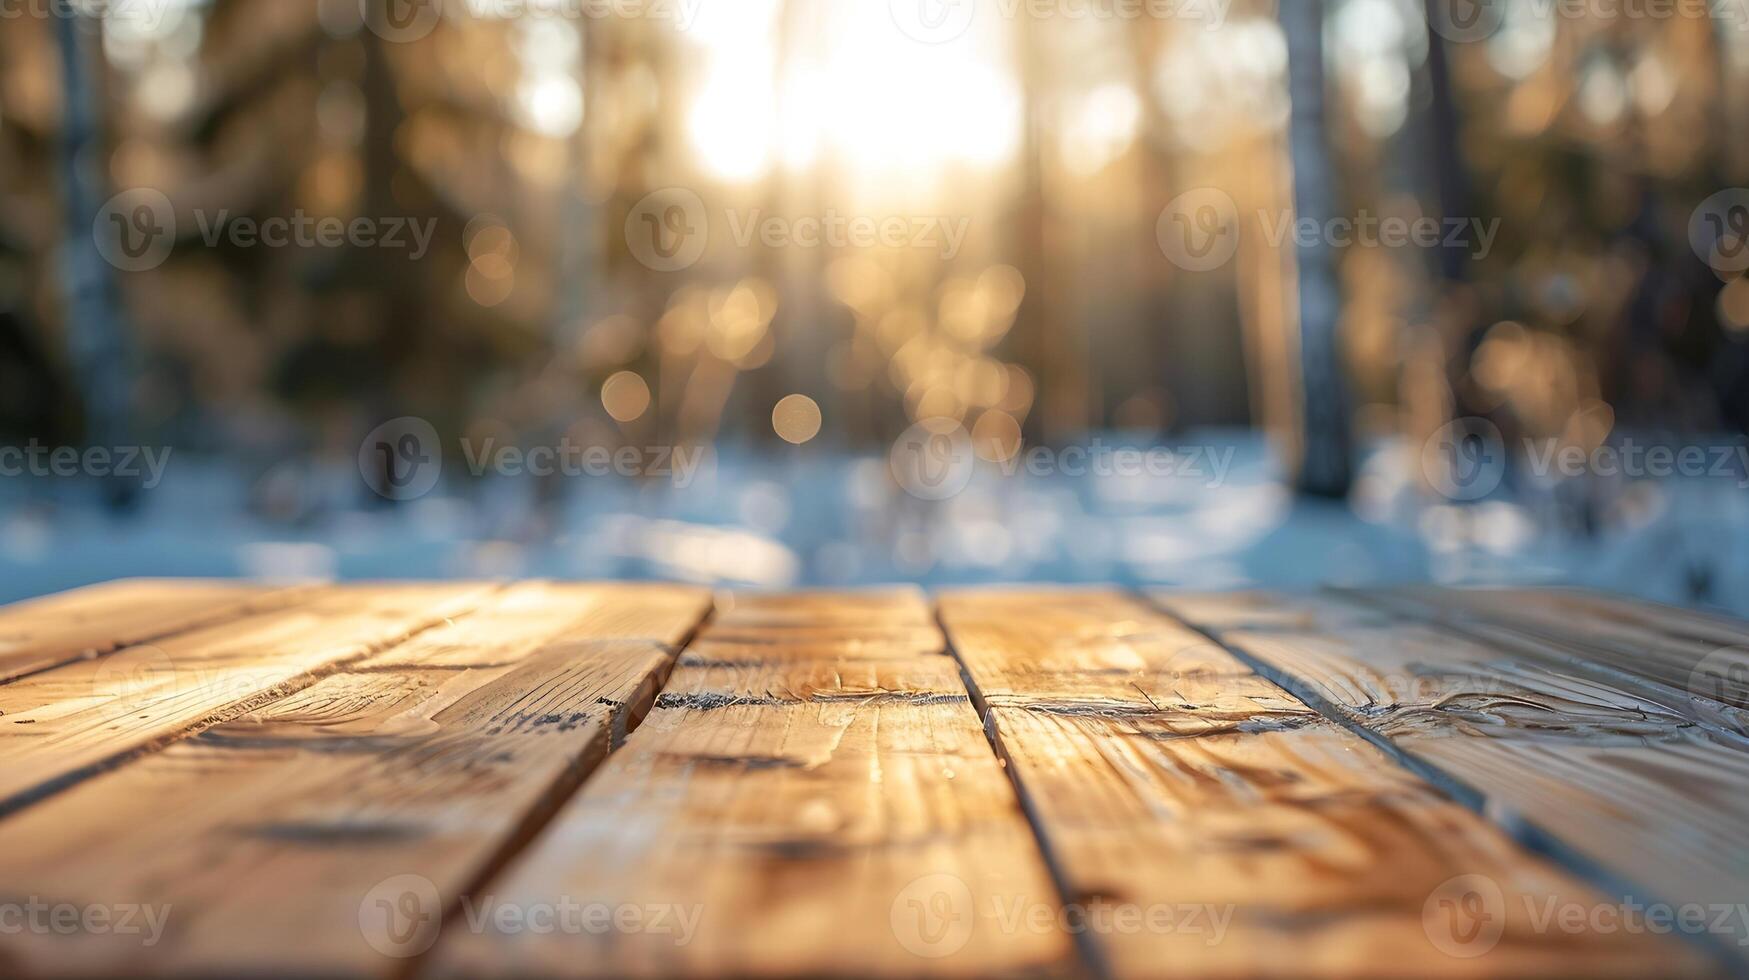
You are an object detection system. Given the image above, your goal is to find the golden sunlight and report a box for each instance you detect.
[681,0,1021,195]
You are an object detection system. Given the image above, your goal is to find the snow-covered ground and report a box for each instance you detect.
[4,431,1747,615]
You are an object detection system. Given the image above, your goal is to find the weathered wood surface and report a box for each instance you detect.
[0,582,711,978]
[431,590,1074,978]
[1153,589,1749,970]
[0,579,314,683]
[942,590,1702,978]
[1493,587,1749,649]
[0,580,1740,978]
[0,583,495,814]
[1366,586,1749,730]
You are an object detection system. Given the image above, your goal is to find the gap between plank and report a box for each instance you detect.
[933,603,1113,980]
[400,599,720,980]
[1134,588,1740,975]
[0,585,511,821]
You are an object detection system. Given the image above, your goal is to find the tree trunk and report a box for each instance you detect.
[55,14,138,507]
[1278,0,1353,498]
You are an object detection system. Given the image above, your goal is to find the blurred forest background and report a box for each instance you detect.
[2,0,1749,603]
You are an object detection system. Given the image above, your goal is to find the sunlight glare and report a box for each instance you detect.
[682,0,1020,193]
[1061,84,1141,176]
[689,64,779,182]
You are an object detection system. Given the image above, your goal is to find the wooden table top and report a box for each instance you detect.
[0,580,1742,978]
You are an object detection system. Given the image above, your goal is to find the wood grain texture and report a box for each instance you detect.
[0,582,496,814]
[1154,589,1747,971]
[0,582,711,978]
[1366,586,1749,731]
[431,589,1075,979]
[1144,590,1396,634]
[944,590,1705,979]
[0,582,1734,978]
[1501,588,1749,649]
[0,579,315,683]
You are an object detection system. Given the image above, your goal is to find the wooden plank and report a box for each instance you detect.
[0,579,316,683]
[0,582,711,978]
[0,582,496,813]
[683,590,945,662]
[1154,589,1749,970]
[1370,586,1749,729]
[1508,588,1749,649]
[430,589,1075,978]
[1143,589,1396,633]
[943,590,1707,978]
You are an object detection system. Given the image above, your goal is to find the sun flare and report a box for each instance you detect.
[682,0,1022,196]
